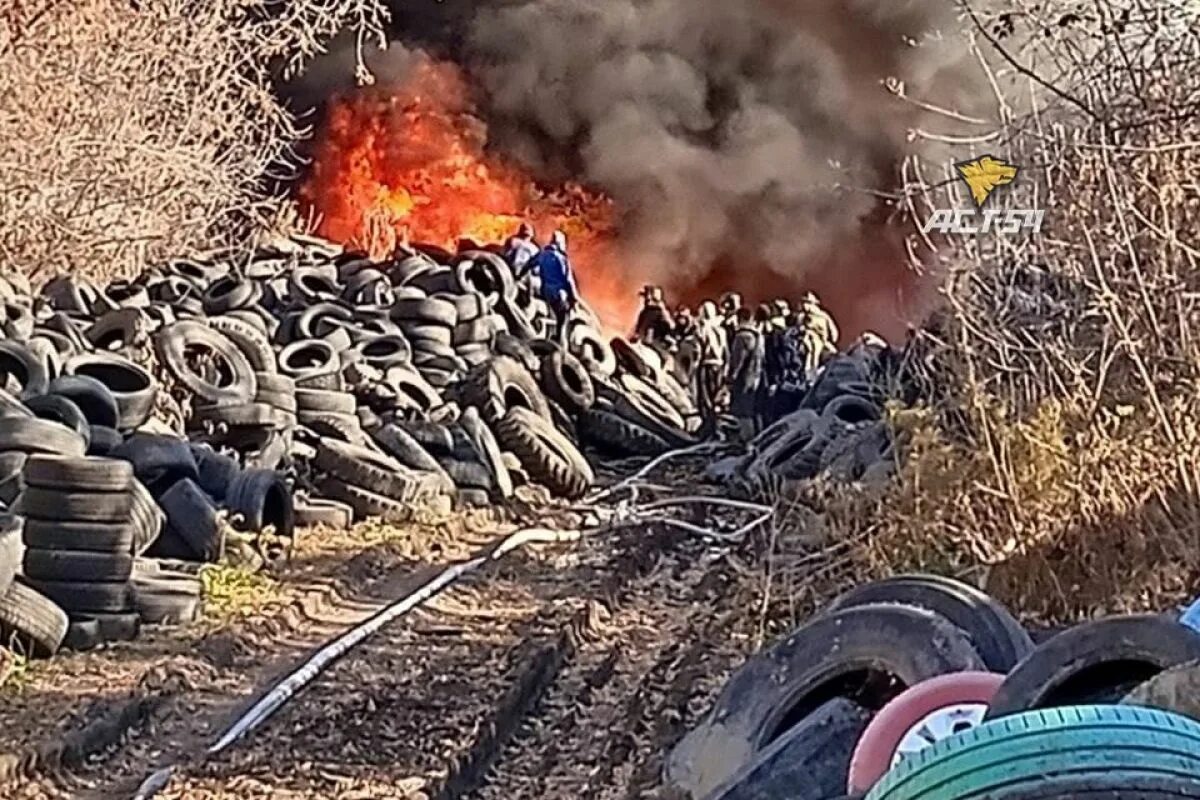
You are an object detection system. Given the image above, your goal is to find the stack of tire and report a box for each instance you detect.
[710,357,897,493]
[16,456,149,647]
[666,574,1200,800]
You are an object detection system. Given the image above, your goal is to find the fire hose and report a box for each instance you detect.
[132,443,769,798]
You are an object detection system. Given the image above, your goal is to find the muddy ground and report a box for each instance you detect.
[0,458,797,799]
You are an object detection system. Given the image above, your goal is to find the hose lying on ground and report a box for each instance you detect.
[133,443,762,799]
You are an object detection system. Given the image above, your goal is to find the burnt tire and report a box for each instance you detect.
[0,581,68,656]
[495,406,593,500]
[665,603,985,800]
[825,574,1033,673]
[24,549,134,582]
[985,615,1200,717]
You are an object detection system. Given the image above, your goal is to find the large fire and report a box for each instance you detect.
[298,54,639,329]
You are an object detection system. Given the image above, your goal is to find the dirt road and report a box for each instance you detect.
[0,460,789,800]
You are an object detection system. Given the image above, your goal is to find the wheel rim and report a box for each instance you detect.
[892,702,988,765]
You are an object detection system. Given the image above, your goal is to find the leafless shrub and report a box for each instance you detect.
[809,1,1200,624]
[0,0,388,285]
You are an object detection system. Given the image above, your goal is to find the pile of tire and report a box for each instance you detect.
[709,355,898,492]
[0,233,707,656]
[666,574,1200,800]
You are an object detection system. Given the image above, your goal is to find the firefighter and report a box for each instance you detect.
[672,305,701,392]
[727,307,765,440]
[505,222,540,278]
[695,301,727,424]
[799,292,839,379]
[633,285,674,345]
[529,230,578,345]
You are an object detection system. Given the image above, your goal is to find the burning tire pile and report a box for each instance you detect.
[666,573,1200,800]
[0,232,703,659]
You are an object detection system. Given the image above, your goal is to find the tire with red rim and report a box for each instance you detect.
[847,671,1004,794]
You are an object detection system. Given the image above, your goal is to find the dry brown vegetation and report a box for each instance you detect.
[0,0,388,285]
[794,1,1200,625]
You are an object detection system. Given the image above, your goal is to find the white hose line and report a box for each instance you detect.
[132,526,579,800]
[586,442,726,504]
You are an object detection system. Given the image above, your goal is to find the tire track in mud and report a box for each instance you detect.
[157,520,717,798]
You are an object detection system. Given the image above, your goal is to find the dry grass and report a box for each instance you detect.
[0,0,388,285]
[806,1,1200,624]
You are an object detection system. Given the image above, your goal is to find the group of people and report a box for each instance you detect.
[498,223,863,439]
[633,288,846,438]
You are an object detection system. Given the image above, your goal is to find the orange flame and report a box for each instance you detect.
[298,55,638,330]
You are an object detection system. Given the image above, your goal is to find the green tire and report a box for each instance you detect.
[866,705,1200,800]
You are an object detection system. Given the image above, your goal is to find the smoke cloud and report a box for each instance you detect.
[462,0,986,337]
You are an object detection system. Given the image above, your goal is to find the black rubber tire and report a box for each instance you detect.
[63,617,102,652]
[985,615,1200,717]
[0,416,87,457]
[294,497,354,530]
[822,395,882,426]
[824,575,1033,673]
[0,341,49,399]
[112,433,199,492]
[23,455,134,493]
[493,332,541,374]
[462,355,551,427]
[391,296,457,327]
[0,515,21,596]
[578,408,672,457]
[129,478,164,556]
[154,320,257,407]
[314,438,441,503]
[459,407,513,499]
[17,485,134,522]
[46,374,120,428]
[539,349,595,414]
[23,394,91,448]
[24,548,134,581]
[23,519,137,554]
[665,603,985,799]
[441,458,494,490]
[316,477,407,523]
[86,611,141,642]
[370,424,450,477]
[24,579,131,614]
[802,356,869,412]
[0,386,32,418]
[0,581,68,656]
[350,335,412,369]
[208,314,276,372]
[191,445,240,501]
[86,425,124,456]
[0,452,24,506]
[495,406,593,500]
[202,276,262,316]
[295,388,357,415]
[865,705,1200,800]
[706,699,871,800]
[454,487,492,509]
[395,420,454,457]
[157,479,223,562]
[278,339,342,389]
[226,469,294,538]
[132,575,201,625]
[63,353,158,431]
